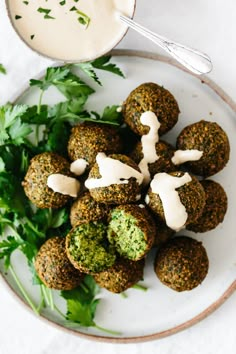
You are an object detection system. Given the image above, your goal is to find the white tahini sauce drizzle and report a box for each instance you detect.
[47,174,80,197]
[70,158,88,176]
[171,149,203,165]
[150,172,192,231]
[138,111,161,184]
[145,195,150,204]
[85,152,143,189]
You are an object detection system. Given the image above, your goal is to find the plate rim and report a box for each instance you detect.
[1,49,236,343]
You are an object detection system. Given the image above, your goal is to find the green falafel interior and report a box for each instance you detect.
[66,221,116,274]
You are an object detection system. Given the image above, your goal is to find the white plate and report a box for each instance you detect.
[1,50,236,343]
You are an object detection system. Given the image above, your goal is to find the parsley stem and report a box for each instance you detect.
[132,283,148,292]
[41,284,55,310]
[37,286,46,313]
[54,305,66,319]
[94,324,122,336]
[37,89,44,114]
[9,264,39,315]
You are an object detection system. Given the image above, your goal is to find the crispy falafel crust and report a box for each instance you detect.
[122,82,180,136]
[22,152,72,209]
[35,237,84,290]
[87,154,142,205]
[70,191,111,227]
[187,180,228,233]
[130,139,176,177]
[154,236,209,291]
[67,122,123,168]
[93,257,145,293]
[147,172,206,227]
[176,120,230,177]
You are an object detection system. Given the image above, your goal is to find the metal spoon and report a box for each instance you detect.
[119,14,212,75]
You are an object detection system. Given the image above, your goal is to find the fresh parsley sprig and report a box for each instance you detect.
[61,276,121,335]
[76,55,125,86]
[0,55,125,334]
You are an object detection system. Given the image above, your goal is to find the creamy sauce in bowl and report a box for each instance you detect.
[6,0,135,61]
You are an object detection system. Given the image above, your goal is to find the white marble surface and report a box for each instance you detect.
[0,0,236,353]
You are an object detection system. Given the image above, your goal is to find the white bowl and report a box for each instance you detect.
[5,0,136,62]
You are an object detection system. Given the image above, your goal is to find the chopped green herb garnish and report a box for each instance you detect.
[37,7,55,20]
[30,34,35,40]
[23,1,29,5]
[0,64,6,75]
[15,15,22,20]
[70,6,77,11]
[59,0,66,5]
[76,10,90,28]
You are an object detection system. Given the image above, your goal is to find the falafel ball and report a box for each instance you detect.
[22,152,72,209]
[154,236,209,291]
[122,82,180,136]
[187,180,228,233]
[67,122,123,169]
[86,154,143,205]
[146,171,206,229]
[152,215,175,247]
[108,204,156,261]
[93,257,145,293]
[35,237,84,290]
[70,191,111,227]
[66,221,116,274]
[176,120,230,177]
[130,140,176,178]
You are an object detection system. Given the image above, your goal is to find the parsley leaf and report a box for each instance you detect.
[55,72,95,99]
[75,56,125,85]
[0,236,22,269]
[30,67,70,91]
[61,275,100,327]
[91,56,125,78]
[0,104,32,146]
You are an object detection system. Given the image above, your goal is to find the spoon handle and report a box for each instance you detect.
[119,14,212,75]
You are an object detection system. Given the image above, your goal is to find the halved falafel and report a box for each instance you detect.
[93,257,145,293]
[146,171,205,229]
[187,180,228,233]
[154,236,209,292]
[35,236,84,290]
[67,122,123,169]
[70,191,111,227]
[176,120,230,177]
[66,221,116,274]
[108,204,156,261]
[22,152,72,209]
[85,154,143,205]
[122,82,180,136]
